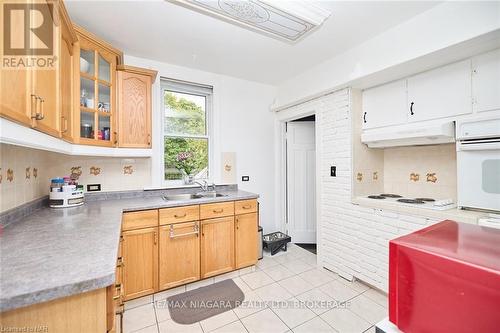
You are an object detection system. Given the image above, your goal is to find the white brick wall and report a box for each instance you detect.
[289,88,441,292]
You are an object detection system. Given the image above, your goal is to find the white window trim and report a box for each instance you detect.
[160,78,213,187]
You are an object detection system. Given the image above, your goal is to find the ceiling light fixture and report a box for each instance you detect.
[167,0,331,43]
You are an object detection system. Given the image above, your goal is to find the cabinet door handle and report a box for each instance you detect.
[30,94,37,119]
[242,205,252,209]
[116,257,124,267]
[174,213,187,218]
[213,209,223,213]
[153,231,157,244]
[39,98,45,120]
[410,102,414,115]
[114,131,118,145]
[235,218,239,230]
[61,116,68,133]
[31,95,44,120]
[147,134,151,146]
[169,223,199,238]
[363,112,367,124]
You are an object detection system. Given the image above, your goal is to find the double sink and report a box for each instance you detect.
[162,192,227,201]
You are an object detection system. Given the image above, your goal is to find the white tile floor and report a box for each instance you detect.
[122,244,388,333]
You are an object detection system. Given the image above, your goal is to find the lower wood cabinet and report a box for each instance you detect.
[120,199,258,300]
[0,288,108,333]
[159,221,200,290]
[235,212,258,269]
[201,216,235,278]
[121,227,158,300]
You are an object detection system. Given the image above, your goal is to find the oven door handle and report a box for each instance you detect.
[457,141,500,151]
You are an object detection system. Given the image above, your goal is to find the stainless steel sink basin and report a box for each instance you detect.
[162,192,227,201]
[162,194,203,201]
[197,192,227,198]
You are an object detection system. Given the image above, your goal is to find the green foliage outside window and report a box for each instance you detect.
[164,91,208,180]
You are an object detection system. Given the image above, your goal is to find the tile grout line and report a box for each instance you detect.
[153,299,160,333]
[267,303,295,332]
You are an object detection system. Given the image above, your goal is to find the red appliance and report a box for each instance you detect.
[389,220,500,333]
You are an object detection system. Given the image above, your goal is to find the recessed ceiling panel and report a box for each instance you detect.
[169,0,331,42]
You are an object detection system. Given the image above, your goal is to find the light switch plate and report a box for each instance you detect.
[242,176,250,181]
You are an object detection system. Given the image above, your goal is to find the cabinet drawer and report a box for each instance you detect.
[122,210,158,231]
[235,199,258,215]
[160,205,199,225]
[200,201,234,219]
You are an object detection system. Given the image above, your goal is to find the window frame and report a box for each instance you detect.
[161,79,213,187]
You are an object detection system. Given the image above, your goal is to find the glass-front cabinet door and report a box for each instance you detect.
[76,28,120,146]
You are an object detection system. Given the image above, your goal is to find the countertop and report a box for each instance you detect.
[351,197,487,225]
[0,189,258,312]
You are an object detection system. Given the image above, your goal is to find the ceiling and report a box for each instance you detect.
[65,0,440,85]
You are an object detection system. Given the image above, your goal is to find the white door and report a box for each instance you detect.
[472,49,500,113]
[407,59,472,122]
[362,79,408,130]
[286,121,316,243]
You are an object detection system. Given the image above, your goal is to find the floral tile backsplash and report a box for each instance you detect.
[0,143,151,213]
[0,144,49,212]
[383,144,456,200]
[354,144,456,200]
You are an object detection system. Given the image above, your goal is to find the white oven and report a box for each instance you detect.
[457,118,500,212]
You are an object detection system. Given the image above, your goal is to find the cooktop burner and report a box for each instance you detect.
[397,199,425,204]
[380,194,403,198]
[368,195,386,199]
[415,198,435,202]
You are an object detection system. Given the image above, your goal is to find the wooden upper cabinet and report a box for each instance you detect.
[0,1,30,125]
[117,65,157,148]
[235,212,258,269]
[73,24,123,147]
[32,1,77,138]
[0,1,76,138]
[0,66,31,126]
[59,3,78,142]
[121,227,159,301]
[201,216,235,278]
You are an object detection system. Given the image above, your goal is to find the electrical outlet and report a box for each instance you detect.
[242,176,250,181]
[87,184,101,192]
[330,166,336,177]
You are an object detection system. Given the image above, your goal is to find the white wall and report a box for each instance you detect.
[274,1,500,109]
[124,55,278,233]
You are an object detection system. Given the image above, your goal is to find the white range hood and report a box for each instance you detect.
[361,121,455,148]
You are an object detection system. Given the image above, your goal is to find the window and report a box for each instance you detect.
[162,79,212,183]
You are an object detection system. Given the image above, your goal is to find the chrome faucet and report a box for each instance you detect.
[194,180,215,192]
